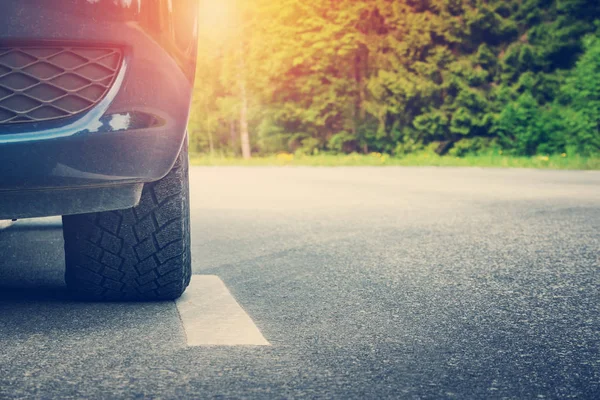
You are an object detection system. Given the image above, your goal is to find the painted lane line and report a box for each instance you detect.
[175,275,270,346]
[0,220,13,230]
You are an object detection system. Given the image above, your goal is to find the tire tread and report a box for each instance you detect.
[62,145,191,301]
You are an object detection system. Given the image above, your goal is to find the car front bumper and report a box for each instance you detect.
[0,0,198,219]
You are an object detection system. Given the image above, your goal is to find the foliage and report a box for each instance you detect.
[189,0,600,157]
[560,33,600,155]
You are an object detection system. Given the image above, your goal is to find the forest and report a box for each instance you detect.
[188,0,600,159]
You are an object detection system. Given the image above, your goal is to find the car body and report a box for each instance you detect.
[0,0,198,301]
[0,0,198,220]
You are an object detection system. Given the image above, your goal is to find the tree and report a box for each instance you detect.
[188,0,600,157]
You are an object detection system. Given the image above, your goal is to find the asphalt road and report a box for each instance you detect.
[1,167,599,399]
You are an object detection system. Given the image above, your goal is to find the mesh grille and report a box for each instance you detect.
[0,46,122,124]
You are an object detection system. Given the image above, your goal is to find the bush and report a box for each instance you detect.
[496,92,546,155]
[560,34,600,155]
[448,137,498,157]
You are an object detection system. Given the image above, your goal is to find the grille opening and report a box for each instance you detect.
[0,46,122,124]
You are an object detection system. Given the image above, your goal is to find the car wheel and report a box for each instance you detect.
[62,143,191,301]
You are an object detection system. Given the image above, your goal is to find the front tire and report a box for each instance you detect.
[62,144,191,301]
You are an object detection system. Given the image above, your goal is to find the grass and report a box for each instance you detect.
[190,152,600,170]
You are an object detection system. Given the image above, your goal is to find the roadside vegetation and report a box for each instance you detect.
[191,152,600,170]
[189,0,600,166]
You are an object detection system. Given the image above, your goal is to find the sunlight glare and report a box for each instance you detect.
[199,0,236,37]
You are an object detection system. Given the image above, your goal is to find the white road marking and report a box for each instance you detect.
[175,275,270,346]
[0,220,13,230]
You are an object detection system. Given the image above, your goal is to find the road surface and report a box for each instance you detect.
[1,167,599,398]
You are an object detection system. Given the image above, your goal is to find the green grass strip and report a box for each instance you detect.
[190,153,600,170]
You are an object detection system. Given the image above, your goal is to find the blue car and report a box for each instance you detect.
[0,0,198,300]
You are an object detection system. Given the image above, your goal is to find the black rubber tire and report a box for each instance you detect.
[62,144,191,301]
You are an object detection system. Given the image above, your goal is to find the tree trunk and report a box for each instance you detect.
[239,79,251,159]
[354,44,368,153]
[206,103,214,156]
[239,41,251,160]
[208,130,214,155]
[229,119,237,154]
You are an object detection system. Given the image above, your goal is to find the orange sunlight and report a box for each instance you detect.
[198,0,236,38]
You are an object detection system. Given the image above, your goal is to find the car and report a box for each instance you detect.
[0,0,198,301]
